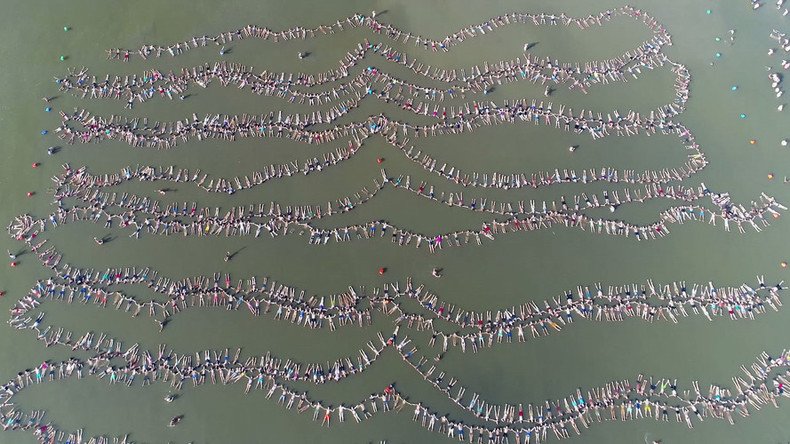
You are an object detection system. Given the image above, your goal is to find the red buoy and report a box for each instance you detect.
[10,262,17,267]
[32,162,40,168]
[26,191,34,197]
[378,267,386,275]
[376,157,384,164]
[0,290,6,297]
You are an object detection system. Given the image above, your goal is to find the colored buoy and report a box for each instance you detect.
[0,291,5,297]
[782,261,788,269]
[739,113,747,119]
[715,52,722,58]
[10,262,17,267]
[32,162,40,168]
[768,173,775,180]
[376,157,384,164]
[45,107,51,112]
[63,26,70,32]
[715,37,721,42]
[749,139,757,145]
[40,130,48,135]
[59,55,65,61]
[731,85,738,91]
[706,9,712,14]
[26,191,34,197]
[378,267,386,275]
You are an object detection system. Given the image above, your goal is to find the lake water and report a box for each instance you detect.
[0,0,789,443]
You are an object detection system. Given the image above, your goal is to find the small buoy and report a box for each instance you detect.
[749,139,757,145]
[779,104,785,112]
[40,130,48,135]
[706,9,712,14]
[731,85,738,91]
[0,291,5,297]
[773,213,781,219]
[32,162,40,168]
[10,262,17,267]
[59,55,65,61]
[715,52,722,58]
[782,261,788,269]
[739,113,747,119]
[63,26,70,32]
[376,157,384,164]
[715,37,721,42]
[781,139,788,146]
[768,173,775,180]
[378,267,386,275]
[44,107,51,112]
[26,191,34,197]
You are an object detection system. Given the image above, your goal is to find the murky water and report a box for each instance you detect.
[0,0,789,443]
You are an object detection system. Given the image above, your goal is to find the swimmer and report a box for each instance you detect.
[93,237,104,245]
[224,251,232,262]
[7,250,16,260]
[168,415,183,427]
[431,268,442,278]
[643,434,661,444]
[164,393,178,403]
